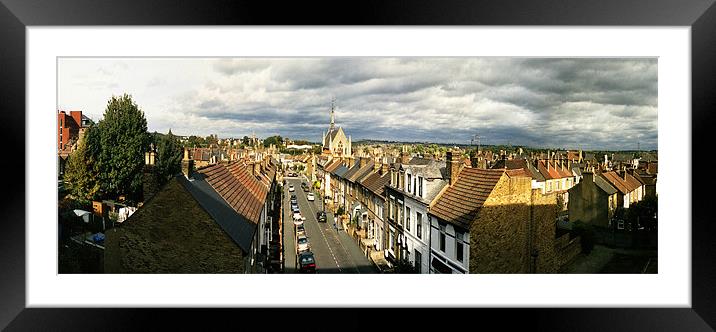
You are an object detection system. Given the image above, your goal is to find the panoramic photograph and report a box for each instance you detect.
[57,57,658,274]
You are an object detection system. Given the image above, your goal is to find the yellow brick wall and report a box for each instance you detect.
[469,174,558,273]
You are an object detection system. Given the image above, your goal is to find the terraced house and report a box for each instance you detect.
[105,149,279,273]
[428,150,559,274]
[393,157,448,273]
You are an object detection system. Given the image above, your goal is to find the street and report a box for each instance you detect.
[283,177,377,273]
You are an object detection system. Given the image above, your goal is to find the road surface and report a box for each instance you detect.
[282,177,377,273]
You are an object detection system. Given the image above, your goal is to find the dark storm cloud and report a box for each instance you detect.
[170,57,657,150]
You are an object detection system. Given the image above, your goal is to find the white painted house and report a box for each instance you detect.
[397,158,448,273]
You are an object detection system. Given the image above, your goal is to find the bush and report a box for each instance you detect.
[392,259,418,273]
[572,220,595,255]
[336,206,345,216]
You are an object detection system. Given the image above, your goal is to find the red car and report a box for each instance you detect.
[298,252,316,273]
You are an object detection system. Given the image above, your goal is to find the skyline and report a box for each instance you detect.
[58,57,658,150]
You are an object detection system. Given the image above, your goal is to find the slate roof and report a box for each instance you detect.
[430,168,505,229]
[635,170,657,185]
[349,161,375,183]
[334,165,349,178]
[341,162,362,180]
[407,157,432,166]
[361,171,391,197]
[178,174,256,253]
[323,127,344,149]
[593,174,618,195]
[198,161,268,224]
[612,153,635,162]
[105,176,250,273]
[324,159,343,172]
[355,168,375,184]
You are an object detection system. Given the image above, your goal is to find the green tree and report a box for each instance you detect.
[97,94,150,201]
[392,258,418,273]
[155,129,183,185]
[63,126,101,202]
[187,135,205,147]
[205,134,218,146]
[263,135,283,148]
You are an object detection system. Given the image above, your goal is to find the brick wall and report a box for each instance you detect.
[470,174,530,273]
[555,233,582,268]
[531,190,559,273]
[469,174,559,274]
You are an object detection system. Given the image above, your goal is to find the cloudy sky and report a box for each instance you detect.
[58,57,657,150]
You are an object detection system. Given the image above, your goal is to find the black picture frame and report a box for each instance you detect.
[1,0,714,330]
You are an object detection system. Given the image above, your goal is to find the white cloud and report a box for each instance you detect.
[58,57,658,150]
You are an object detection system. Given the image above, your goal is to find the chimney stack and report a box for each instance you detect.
[181,148,194,179]
[145,143,156,166]
[401,151,410,164]
[143,143,159,202]
[446,150,461,186]
[470,151,479,168]
[583,170,594,183]
[360,157,369,168]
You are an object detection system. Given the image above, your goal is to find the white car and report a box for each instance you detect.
[293,212,305,225]
[296,235,310,253]
[288,185,295,192]
[307,193,315,201]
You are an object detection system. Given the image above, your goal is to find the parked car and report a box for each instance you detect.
[296,223,306,237]
[293,212,305,225]
[316,211,327,223]
[288,185,295,192]
[296,235,310,253]
[298,252,316,273]
[307,193,315,201]
[291,205,300,213]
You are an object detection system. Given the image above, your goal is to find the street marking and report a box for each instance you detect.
[292,179,342,272]
[300,180,362,274]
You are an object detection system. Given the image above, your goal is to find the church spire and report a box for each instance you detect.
[329,97,336,131]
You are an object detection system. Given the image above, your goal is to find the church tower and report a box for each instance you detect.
[329,97,336,132]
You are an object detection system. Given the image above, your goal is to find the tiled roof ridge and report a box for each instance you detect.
[429,167,504,228]
[198,161,268,224]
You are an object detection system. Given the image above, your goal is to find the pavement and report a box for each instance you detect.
[283,176,378,274]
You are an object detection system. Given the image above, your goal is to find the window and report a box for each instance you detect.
[414,250,422,273]
[456,231,464,262]
[416,213,423,239]
[418,177,423,197]
[405,206,411,231]
[407,174,412,192]
[439,224,446,252]
[389,229,395,251]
